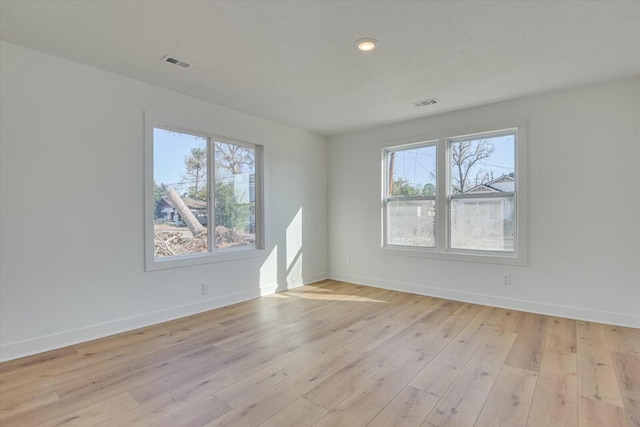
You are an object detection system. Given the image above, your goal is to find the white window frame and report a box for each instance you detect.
[382,122,527,266]
[383,141,438,248]
[144,112,264,271]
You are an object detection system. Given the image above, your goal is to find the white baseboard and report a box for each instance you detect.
[0,290,260,362]
[1,273,330,363]
[329,272,639,329]
[11,270,630,362]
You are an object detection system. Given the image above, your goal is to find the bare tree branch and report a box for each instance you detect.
[451,139,494,192]
[215,142,253,176]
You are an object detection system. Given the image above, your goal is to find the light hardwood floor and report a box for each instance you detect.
[1,280,638,427]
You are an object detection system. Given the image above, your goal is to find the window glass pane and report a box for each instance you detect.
[214,141,256,249]
[450,196,515,252]
[387,200,436,247]
[450,134,515,194]
[153,128,208,258]
[388,145,436,196]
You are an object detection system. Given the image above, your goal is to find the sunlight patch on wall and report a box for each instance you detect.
[286,208,303,287]
[259,245,278,295]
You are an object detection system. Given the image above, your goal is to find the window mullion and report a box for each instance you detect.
[387,196,436,202]
[382,150,389,247]
[208,138,215,253]
[254,145,264,249]
[435,138,448,252]
[451,191,515,200]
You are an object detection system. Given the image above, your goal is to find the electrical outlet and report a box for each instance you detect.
[502,274,511,286]
[201,283,209,295]
[346,255,351,264]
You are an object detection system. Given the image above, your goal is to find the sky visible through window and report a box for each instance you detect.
[155,129,513,195]
[153,128,206,187]
[392,135,514,191]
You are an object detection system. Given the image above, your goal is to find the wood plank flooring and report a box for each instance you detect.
[1,280,638,427]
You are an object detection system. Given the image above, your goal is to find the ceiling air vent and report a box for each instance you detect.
[161,55,191,69]
[411,98,439,107]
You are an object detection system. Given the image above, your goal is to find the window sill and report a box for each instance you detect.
[380,245,527,266]
[146,247,265,272]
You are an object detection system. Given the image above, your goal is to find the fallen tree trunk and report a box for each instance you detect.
[165,188,206,238]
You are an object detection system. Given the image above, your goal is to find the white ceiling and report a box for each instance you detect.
[1,0,639,136]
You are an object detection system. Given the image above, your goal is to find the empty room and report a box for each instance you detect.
[0,1,639,426]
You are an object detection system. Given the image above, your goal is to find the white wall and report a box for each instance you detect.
[2,40,637,363]
[0,41,328,361]
[328,76,640,328]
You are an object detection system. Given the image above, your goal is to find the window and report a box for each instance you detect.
[386,144,437,247]
[383,125,526,265]
[145,115,263,271]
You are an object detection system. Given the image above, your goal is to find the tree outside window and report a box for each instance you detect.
[152,128,260,258]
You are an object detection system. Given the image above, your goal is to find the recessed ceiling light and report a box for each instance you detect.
[356,38,377,52]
